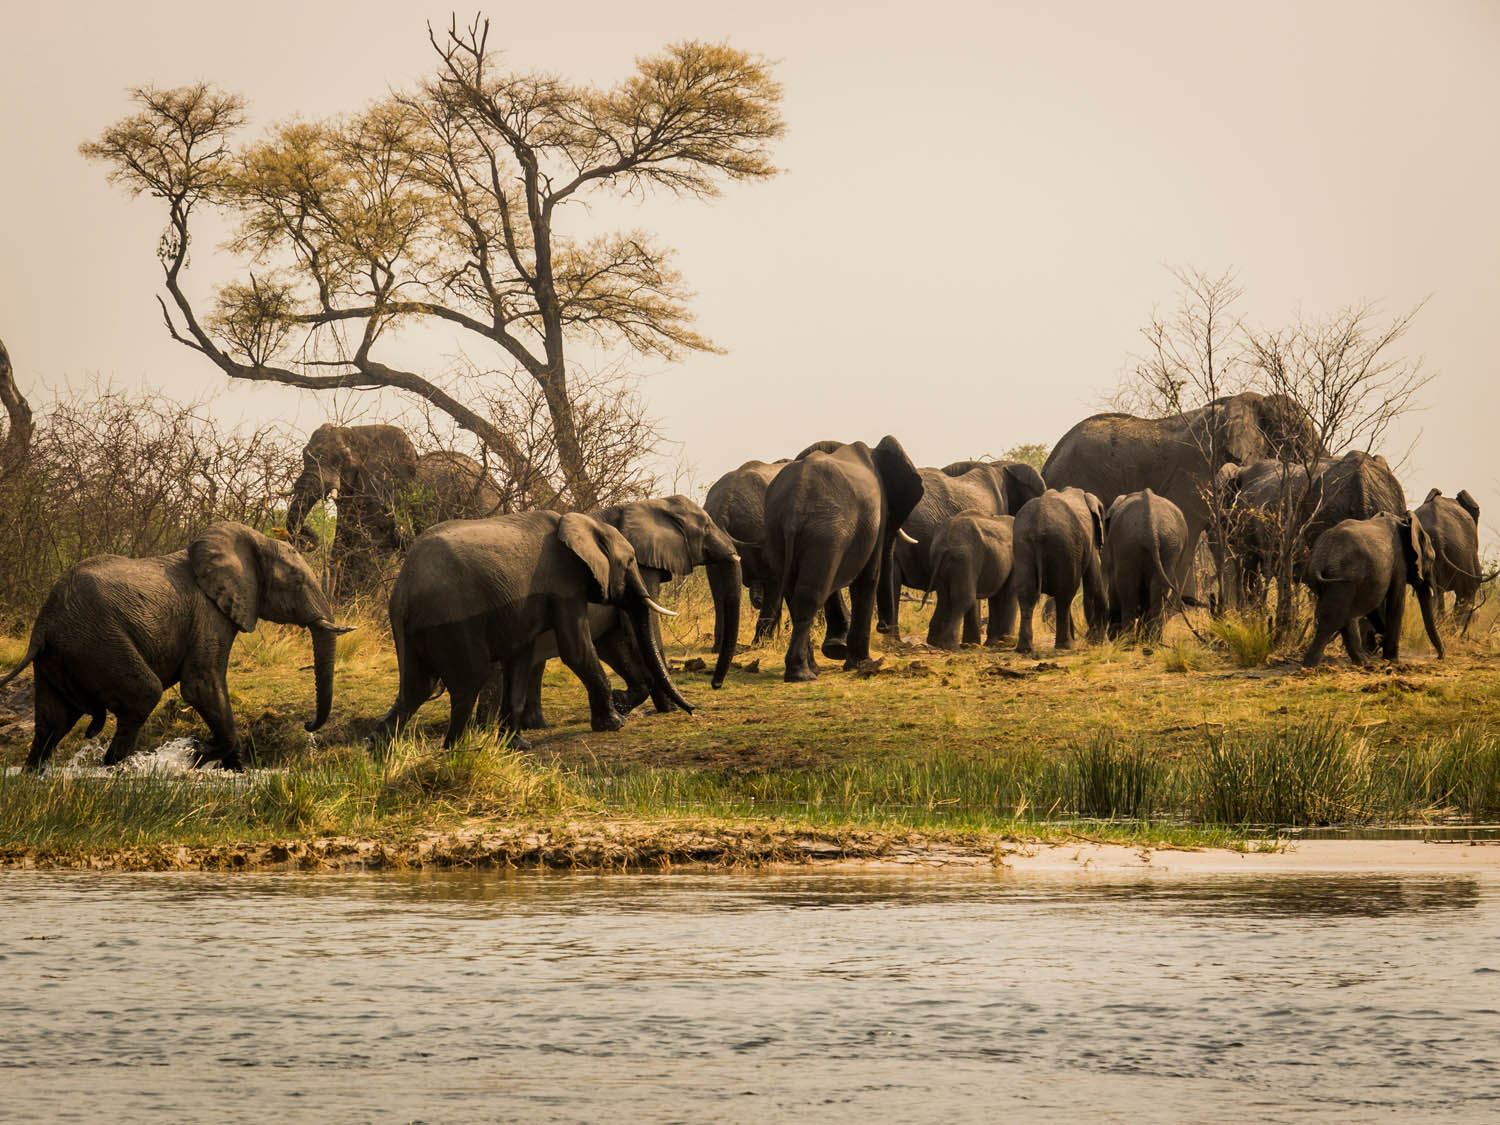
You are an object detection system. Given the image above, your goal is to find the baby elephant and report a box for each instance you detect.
[1013,487,1108,654]
[921,511,1016,649]
[0,522,350,770]
[1302,511,1444,668]
[1102,488,1191,641]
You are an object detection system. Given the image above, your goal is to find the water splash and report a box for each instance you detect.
[3,737,243,780]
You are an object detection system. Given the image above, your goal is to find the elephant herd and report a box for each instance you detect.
[0,394,1489,770]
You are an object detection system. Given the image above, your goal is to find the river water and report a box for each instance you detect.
[3,869,1497,1121]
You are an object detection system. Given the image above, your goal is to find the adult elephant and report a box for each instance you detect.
[1043,393,1324,595]
[516,495,742,727]
[879,459,1045,641]
[0,522,350,770]
[704,458,791,647]
[284,424,503,590]
[1298,451,1407,548]
[1214,456,1334,605]
[762,436,923,681]
[1416,489,1490,625]
[378,510,691,749]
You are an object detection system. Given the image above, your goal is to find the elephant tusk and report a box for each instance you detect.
[316,621,356,635]
[645,597,679,617]
[897,528,919,545]
[729,554,741,564]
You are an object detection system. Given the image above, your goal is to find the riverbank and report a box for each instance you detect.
[4,822,1497,875]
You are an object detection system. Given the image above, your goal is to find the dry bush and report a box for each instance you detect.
[0,382,300,628]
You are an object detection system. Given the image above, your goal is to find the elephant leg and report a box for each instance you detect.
[1016,593,1038,655]
[180,668,240,770]
[821,589,850,660]
[598,626,656,715]
[988,586,1018,643]
[783,580,823,682]
[500,648,535,752]
[379,642,438,741]
[554,610,624,731]
[961,601,982,646]
[26,681,83,770]
[1380,589,1406,662]
[842,569,878,669]
[878,555,902,639]
[756,576,784,648]
[519,661,549,729]
[926,587,967,650]
[1055,587,1079,649]
[1340,622,1369,667]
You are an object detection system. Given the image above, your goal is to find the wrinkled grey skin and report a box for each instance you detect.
[1213,457,1334,606]
[921,511,1016,650]
[762,436,924,681]
[1298,451,1407,549]
[704,458,792,646]
[512,496,742,727]
[1044,393,1325,593]
[880,460,1044,640]
[285,424,503,589]
[1013,488,1109,654]
[1302,512,1443,667]
[1102,489,1192,641]
[378,511,692,749]
[0,522,348,770]
[1416,489,1488,625]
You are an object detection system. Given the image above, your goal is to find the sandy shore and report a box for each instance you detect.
[3,824,1498,875]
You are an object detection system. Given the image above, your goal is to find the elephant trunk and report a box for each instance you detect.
[1415,585,1445,660]
[625,596,694,715]
[306,624,340,731]
[285,471,327,549]
[706,556,742,687]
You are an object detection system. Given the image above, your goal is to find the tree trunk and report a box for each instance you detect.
[0,337,34,476]
[538,368,599,510]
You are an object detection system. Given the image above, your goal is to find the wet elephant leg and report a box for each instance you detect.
[26,681,83,770]
[180,665,241,770]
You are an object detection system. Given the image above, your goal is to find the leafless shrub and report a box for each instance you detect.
[0,381,299,628]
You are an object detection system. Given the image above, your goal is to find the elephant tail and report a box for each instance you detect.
[0,628,42,690]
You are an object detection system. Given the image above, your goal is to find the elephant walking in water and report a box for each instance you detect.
[0,522,350,770]
[1013,487,1108,654]
[1044,392,1324,599]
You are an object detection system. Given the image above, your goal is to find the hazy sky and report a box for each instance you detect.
[2,1,1497,539]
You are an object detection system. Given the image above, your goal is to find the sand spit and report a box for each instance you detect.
[3,824,1498,876]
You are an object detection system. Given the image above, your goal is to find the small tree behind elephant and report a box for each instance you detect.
[1415,489,1489,626]
[1013,487,1108,654]
[1213,457,1333,607]
[922,511,1015,650]
[379,510,691,749]
[881,459,1044,641]
[1102,489,1191,641]
[514,495,742,727]
[0,522,350,770]
[762,436,924,681]
[1302,512,1444,668]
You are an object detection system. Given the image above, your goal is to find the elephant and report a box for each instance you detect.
[1298,451,1406,549]
[377,510,691,748]
[920,511,1016,650]
[761,436,924,681]
[1043,392,1325,597]
[1213,457,1334,606]
[284,423,504,590]
[1012,487,1108,654]
[1416,489,1489,625]
[0,522,349,770]
[1302,511,1443,668]
[704,458,792,646]
[513,495,742,727]
[879,460,1045,641]
[1102,489,1193,640]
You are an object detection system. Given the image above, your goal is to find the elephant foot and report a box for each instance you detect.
[503,729,533,752]
[784,665,819,683]
[591,709,626,733]
[519,707,549,731]
[875,621,892,635]
[821,638,849,660]
[610,689,645,716]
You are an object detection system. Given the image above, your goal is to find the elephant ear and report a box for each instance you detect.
[1001,462,1046,512]
[871,435,924,532]
[1221,395,1265,464]
[613,496,706,577]
[1102,494,1127,537]
[1456,490,1481,524]
[796,438,846,460]
[1424,487,1443,504]
[1398,513,1431,587]
[558,512,629,602]
[190,522,263,632]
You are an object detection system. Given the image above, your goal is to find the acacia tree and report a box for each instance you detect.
[82,15,783,509]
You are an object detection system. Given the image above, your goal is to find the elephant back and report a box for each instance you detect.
[1300,451,1406,546]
